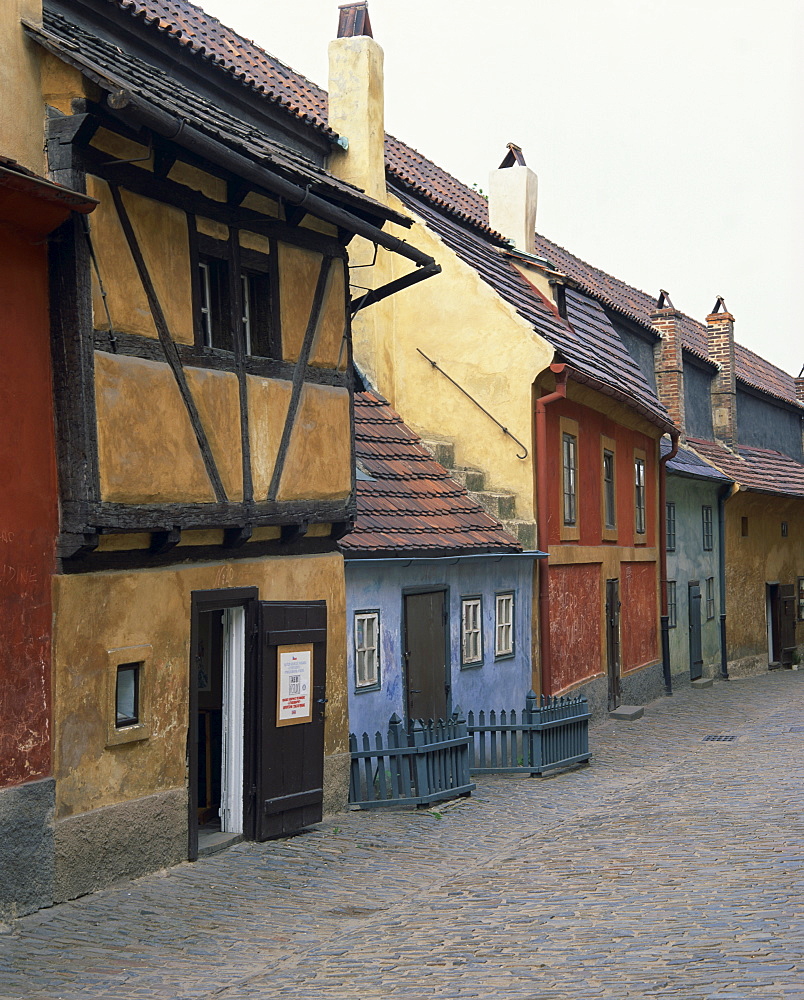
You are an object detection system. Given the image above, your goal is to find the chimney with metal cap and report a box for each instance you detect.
[488,144,538,254]
[706,296,737,449]
[328,2,386,203]
[651,290,686,437]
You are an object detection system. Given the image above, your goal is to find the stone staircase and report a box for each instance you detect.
[421,437,537,550]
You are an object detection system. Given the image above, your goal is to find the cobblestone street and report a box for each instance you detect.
[1,669,802,1000]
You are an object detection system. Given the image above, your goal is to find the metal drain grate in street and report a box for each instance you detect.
[702,735,737,742]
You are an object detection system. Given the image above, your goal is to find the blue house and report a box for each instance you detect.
[340,389,542,738]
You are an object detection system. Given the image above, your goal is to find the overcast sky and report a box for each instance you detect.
[199,0,803,378]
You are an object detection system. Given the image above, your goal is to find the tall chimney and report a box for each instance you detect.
[651,290,685,438]
[795,378,804,405]
[488,144,538,254]
[706,296,737,449]
[328,2,386,203]
[0,0,45,173]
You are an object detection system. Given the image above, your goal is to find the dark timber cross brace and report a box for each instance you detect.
[268,255,334,502]
[109,183,228,503]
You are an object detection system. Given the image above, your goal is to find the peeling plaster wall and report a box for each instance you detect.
[665,475,724,683]
[724,491,804,670]
[51,552,348,896]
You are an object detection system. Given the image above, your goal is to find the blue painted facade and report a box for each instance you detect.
[345,555,535,739]
[665,447,731,684]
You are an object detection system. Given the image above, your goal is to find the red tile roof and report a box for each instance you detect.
[340,391,523,556]
[105,0,801,409]
[687,438,804,499]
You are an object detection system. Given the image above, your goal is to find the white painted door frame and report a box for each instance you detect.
[220,606,245,834]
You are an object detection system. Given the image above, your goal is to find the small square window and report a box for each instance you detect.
[354,611,380,690]
[116,663,140,727]
[666,502,676,552]
[702,505,713,551]
[106,645,152,747]
[667,581,677,628]
[495,593,514,658]
[461,597,483,666]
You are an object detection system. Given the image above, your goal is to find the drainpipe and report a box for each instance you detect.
[717,482,738,679]
[535,363,569,697]
[659,430,680,695]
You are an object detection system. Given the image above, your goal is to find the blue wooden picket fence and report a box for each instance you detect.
[467,690,590,775]
[349,712,475,809]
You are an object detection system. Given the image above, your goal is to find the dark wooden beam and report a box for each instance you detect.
[281,521,309,545]
[150,527,181,554]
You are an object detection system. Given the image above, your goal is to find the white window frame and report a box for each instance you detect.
[634,455,646,535]
[354,611,380,690]
[494,592,514,658]
[461,597,483,666]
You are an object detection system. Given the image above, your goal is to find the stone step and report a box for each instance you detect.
[473,489,517,521]
[609,705,644,721]
[420,438,455,469]
[502,520,538,550]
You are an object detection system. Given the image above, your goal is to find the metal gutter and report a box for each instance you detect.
[342,551,545,565]
[717,481,739,679]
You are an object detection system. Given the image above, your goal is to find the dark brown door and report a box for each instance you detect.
[780,584,797,666]
[767,583,781,665]
[606,579,621,710]
[253,601,327,840]
[404,590,448,722]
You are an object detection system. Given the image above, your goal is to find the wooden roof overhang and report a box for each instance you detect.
[0,160,96,234]
[25,13,440,304]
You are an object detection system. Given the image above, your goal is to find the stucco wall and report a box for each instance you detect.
[345,557,534,738]
[666,475,724,682]
[724,491,804,668]
[0,0,46,173]
[683,361,714,440]
[349,197,554,523]
[736,389,803,462]
[52,552,348,820]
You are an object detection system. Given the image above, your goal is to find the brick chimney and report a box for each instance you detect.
[650,290,685,438]
[488,144,538,254]
[706,296,737,449]
[795,378,804,405]
[328,2,386,203]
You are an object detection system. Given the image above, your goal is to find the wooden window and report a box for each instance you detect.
[603,448,616,530]
[634,454,646,535]
[702,505,713,551]
[666,501,676,551]
[198,256,231,350]
[667,581,677,628]
[494,592,514,658]
[563,433,577,525]
[195,232,275,357]
[461,597,483,666]
[797,577,804,621]
[354,611,380,690]
[706,577,715,620]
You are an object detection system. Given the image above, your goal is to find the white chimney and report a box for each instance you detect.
[488,144,538,255]
[327,2,387,204]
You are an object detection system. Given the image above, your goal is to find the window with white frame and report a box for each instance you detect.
[354,611,380,689]
[634,455,646,535]
[461,597,483,665]
[495,593,514,658]
[563,432,578,525]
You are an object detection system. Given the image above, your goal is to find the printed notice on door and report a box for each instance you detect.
[276,644,313,726]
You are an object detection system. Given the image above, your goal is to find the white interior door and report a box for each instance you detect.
[220,606,245,834]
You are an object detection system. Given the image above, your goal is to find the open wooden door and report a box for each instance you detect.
[253,601,327,841]
[780,584,797,667]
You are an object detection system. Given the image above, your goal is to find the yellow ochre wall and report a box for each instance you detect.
[349,201,554,522]
[52,552,349,820]
[724,490,804,670]
[1,0,46,173]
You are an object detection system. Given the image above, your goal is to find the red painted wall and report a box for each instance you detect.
[545,398,657,548]
[0,223,58,788]
[548,563,601,691]
[621,562,659,670]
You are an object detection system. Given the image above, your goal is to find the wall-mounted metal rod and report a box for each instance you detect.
[416,349,529,460]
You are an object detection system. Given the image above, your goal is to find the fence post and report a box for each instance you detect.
[453,706,471,792]
[411,719,430,800]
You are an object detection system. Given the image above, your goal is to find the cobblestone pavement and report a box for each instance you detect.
[1,669,802,1000]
